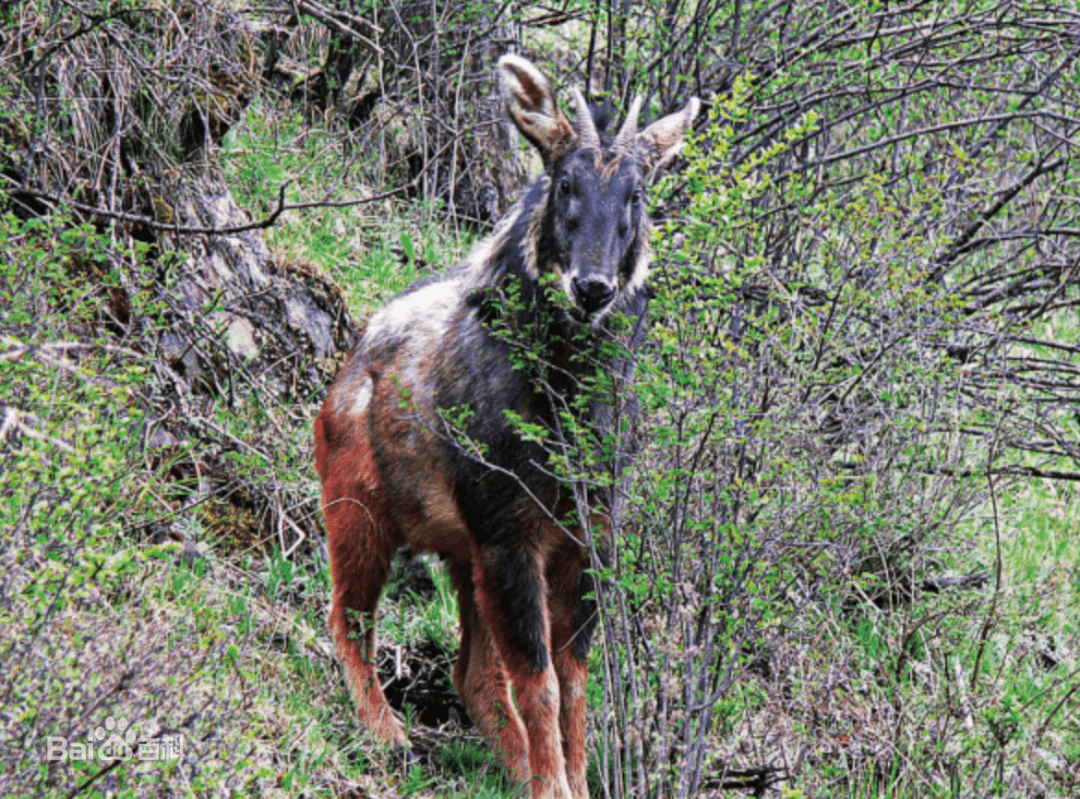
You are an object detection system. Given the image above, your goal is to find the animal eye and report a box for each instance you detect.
[559,178,571,197]
[630,189,642,205]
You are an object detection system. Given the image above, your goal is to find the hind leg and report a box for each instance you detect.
[449,559,531,781]
[317,409,406,748]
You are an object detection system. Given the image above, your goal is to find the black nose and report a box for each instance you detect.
[571,277,616,315]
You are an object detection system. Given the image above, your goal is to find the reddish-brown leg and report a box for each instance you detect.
[474,545,572,799]
[449,559,530,782]
[548,543,590,799]
[316,406,407,748]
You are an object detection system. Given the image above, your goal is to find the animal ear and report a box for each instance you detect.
[498,54,575,168]
[634,97,701,174]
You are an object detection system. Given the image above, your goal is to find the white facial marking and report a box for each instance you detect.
[560,269,575,306]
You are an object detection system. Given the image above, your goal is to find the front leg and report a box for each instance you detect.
[548,542,594,799]
[474,540,573,799]
[449,558,530,782]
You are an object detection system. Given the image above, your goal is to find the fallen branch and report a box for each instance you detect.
[920,571,991,594]
[11,181,413,236]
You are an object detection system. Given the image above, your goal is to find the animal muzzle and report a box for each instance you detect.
[571,275,616,317]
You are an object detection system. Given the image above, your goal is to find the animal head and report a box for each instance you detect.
[498,54,699,325]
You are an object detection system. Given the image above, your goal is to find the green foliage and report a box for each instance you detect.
[0,210,376,798]
[0,213,153,553]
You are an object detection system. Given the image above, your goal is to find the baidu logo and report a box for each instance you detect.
[45,716,183,763]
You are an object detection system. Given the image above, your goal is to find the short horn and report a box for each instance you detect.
[614,95,644,148]
[571,86,600,151]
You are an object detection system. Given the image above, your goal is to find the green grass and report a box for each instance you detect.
[770,475,1080,799]
[220,97,476,318]
[386,554,461,653]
